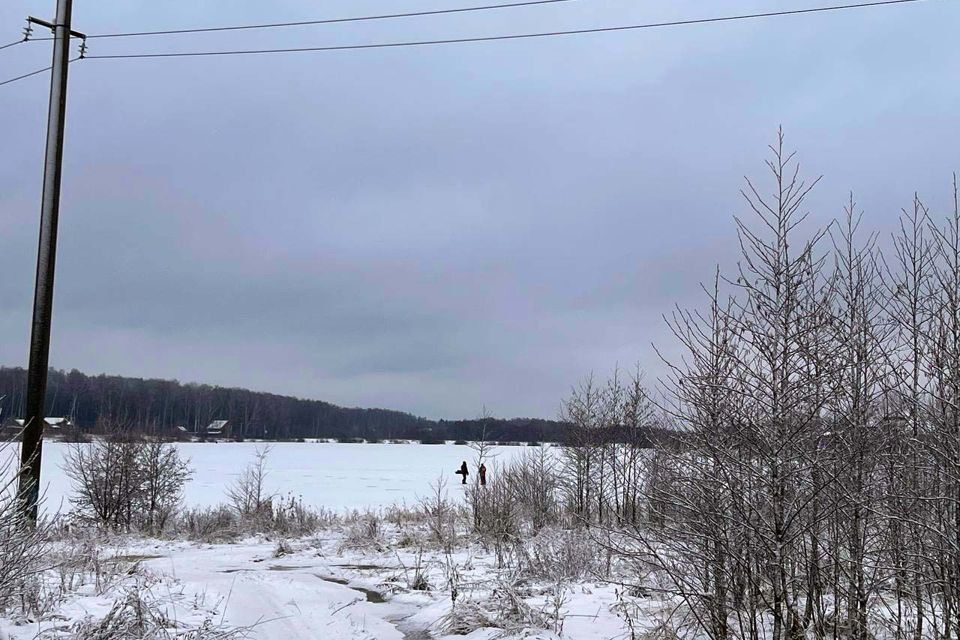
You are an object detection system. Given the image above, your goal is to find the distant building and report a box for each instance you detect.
[175,421,230,441]
[204,420,229,438]
[2,417,75,440]
[1,417,22,439]
[14,417,74,430]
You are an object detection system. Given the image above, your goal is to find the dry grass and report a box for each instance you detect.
[516,527,605,582]
[439,574,557,636]
[337,512,386,553]
[174,498,335,543]
[63,582,252,640]
[0,438,51,614]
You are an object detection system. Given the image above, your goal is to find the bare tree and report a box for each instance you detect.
[510,445,561,532]
[823,200,890,640]
[724,133,838,640]
[559,374,606,523]
[469,405,497,468]
[421,475,457,551]
[64,430,143,529]
[882,193,936,638]
[611,367,657,527]
[139,439,192,534]
[617,135,840,640]
[63,430,191,532]
[542,140,960,640]
[226,445,274,518]
[921,179,960,638]
[638,271,746,640]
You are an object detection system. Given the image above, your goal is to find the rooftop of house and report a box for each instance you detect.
[11,417,72,428]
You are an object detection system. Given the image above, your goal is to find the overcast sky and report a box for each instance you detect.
[1,0,958,420]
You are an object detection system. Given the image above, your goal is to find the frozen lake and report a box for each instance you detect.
[4,441,532,515]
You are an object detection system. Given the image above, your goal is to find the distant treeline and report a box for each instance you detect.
[0,367,569,442]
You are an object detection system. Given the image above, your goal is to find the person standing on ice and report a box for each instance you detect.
[456,460,469,484]
[479,463,487,486]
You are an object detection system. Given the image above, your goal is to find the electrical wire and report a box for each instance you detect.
[0,64,51,87]
[0,39,25,51]
[0,56,80,88]
[82,0,930,60]
[29,0,578,40]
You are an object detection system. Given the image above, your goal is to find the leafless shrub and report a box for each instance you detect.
[468,407,498,470]
[10,536,248,637]
[15,535,160,624]
[337,512,385,553]
[269,494,331,537]
[394,546,430,591]
[560,371,654,532]
[419,476,456,551]
[71,586,163,638]
[559,374,605,523]
[0,436,50,613]
[516,527,603,582]
[273,539,293,558]
[465,448,574,570]
[440,573,557,636]
[178,447,328,540]
[467,467,513,537]
[177,506,239,543]
[507,446,562,532]
[563,136,960,640]
[63,435,140,529]
[225,445,273,520]
[383,502,422,527]
[139,441,193,535]
[174,496,331,542]
[65,579,252,639]
[63,434,191,533]
[439,599,496,636]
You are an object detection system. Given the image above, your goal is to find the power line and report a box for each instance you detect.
[30,0,577,40]
[83,0,930,61]
[0,38,25,51]
[0,64,51,87]
[0,57,78,88]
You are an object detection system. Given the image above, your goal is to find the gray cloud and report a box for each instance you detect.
[1,0,958,418]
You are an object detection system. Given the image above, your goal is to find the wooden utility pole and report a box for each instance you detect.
[18,0,78,521]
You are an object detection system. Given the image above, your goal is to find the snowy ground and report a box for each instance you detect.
[0,525,635,640]
[0,441,640,639]
[21,442,533,515]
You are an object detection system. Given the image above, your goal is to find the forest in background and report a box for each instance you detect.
[0,366,568,442]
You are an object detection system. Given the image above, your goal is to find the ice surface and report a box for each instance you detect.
[18,441,532,515]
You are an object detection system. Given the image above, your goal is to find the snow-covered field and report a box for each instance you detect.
[31,442,531,515]
[1,441,642,639]
[0,527,632,640]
